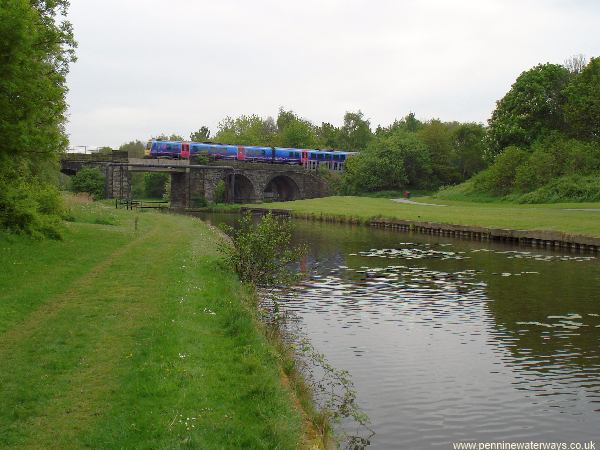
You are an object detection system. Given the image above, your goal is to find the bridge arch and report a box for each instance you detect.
[263,174,301,202]
[224,173,257,203]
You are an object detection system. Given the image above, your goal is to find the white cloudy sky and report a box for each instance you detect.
[66,0,600,148]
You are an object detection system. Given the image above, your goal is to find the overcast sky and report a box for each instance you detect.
[65,0,600,149]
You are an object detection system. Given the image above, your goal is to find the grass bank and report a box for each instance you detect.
[0,195,313,449]
[249,196,600,237]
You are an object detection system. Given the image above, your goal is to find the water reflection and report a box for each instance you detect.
[199,213,600,448]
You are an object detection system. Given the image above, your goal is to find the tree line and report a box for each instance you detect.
[446,55,600,203]
[113,54,599,202]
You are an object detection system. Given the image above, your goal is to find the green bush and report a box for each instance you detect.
[0,174,63,239]
[71,168,105,199]
[214,180,227,203]
[473,146,529,195]
[144,173,168,198]
[219,213,305,286]
[130,172,145,198]
[518,175,600,203]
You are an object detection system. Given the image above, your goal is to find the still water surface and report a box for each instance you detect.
[200,213,600,448]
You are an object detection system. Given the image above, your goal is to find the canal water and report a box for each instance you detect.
[199,213,600,449]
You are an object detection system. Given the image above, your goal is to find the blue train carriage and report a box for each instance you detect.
[144,140,356,169]
[145,140,183,158]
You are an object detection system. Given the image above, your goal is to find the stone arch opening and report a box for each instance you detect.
[264,175,300,202]
[224,173,257,203]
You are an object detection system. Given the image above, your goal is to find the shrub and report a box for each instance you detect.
[0,175,63,239]
[473,146,529,195]
[130,172,145,198]
[518,175,600,203]
[144,172,168,198]
[219,212,306,286]
[214,180,227,203]
[71,168,105,199]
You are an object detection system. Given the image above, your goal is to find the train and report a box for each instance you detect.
[144,140,356,166]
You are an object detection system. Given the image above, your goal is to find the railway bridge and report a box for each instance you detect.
[60,152,330,208]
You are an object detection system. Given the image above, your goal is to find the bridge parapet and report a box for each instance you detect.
[60,155,330,206]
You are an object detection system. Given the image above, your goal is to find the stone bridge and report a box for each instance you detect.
[60,153,330,208]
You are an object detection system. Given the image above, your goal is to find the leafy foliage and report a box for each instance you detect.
[190,126,211,142]
[70,167,105,199]
[486,63,571,158]
[219,213,305,286]
[213,180,227,204]
[342,131,430,193]
[119,140,145,158]
[518,175,600,203]
[0,0,75,237]
[144,173,168,198]
[214,115,278,146]
[564,57,600,140]
[447,55,600,203]
[338,111,372,151]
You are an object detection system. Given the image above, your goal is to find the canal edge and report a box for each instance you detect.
[240,207,600,253]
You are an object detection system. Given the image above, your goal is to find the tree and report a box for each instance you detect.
[486,63,571,158]
[316,122,340,149]
[275,109,317,148]
[338,111,372,151]
[119,140,145,158]
[0,0,76,236]
[564,54,587,74]
[153,133,184,141]
[144,173,169,198]
[341,131,430,193]
[190,126,211,142]
[214,115,278,146]
[564,57,600,140]
[418,120,457,185]
[71,168,105,199]
[452,123,487,180]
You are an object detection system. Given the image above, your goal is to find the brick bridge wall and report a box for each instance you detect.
[170,165,329,208]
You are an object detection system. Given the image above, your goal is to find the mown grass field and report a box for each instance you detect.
[257,196,600,237]
[0,196,303,449]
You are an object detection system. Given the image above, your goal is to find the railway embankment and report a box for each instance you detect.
[0,194,322,449]
[243,196,600,253]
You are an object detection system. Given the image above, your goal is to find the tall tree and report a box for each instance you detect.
[564,57,600,141]
[214,115,277,146]
[338,111,372,151]
[0,0,76,236]
[418,120,458,185]
[486,63,570,158]
[119,140,145,158]
[275,109,317,148]
[190,126,211,142]
[316,122,340,149]
[564,54,587,74]
[452,123,487,179]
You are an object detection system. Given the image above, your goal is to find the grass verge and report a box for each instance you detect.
[0,194,317,449]
[247,196,600,237]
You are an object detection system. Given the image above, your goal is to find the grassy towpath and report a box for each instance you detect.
[255,196,600,237]
[0,197,303,449]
